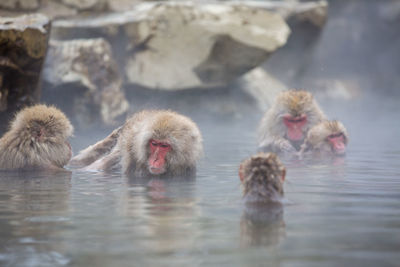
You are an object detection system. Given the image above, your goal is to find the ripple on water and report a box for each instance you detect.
[0,108,400,266]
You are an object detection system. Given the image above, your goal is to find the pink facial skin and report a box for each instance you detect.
[283,114,307,142]
[327,133,346,155]
[148,139,172,175]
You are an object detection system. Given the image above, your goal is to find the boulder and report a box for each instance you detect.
[0,13,50,115]
[245,0,328,28]
[52,1,291,90]
[43,38,129,126]
[60,0,108,12]
[0,0,40,11]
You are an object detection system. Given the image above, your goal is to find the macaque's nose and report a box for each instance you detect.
[334,142,346,154]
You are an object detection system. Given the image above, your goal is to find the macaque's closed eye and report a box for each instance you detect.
[151,140,158,146]
[283,114,307,125]
[328,132,343,139]
[149,140,171,150]
[160,144,170,148]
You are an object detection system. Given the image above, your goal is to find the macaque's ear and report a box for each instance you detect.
[281,169,286,182]
[239,163,245,182]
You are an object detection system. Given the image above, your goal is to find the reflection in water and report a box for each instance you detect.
[0,171,71,266]
[121,176,199,255]
[240,203,285,248]
[0,97,399,266]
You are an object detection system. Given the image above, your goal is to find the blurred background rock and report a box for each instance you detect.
[0,0,399,132]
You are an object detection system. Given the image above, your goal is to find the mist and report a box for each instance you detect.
[1,1,400,266]
[46,1,400,134]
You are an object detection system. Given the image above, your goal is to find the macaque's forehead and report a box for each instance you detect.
[279,92,312,116]
[325,120,344,132]
[151,127,181,144]
[152,118,193,140]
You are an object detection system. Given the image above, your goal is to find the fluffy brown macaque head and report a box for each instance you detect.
[123,110,203,177]
[259,90,326,150]
[0,105,73,170]
[303,120,349,156]
[239,153,286,204]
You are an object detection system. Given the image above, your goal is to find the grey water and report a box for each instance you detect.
[0,95,400,267]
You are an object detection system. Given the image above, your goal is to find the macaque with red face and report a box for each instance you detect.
[299,120,348,157]
[70,110,203,177]
[258,90,326,154]
[239,153,286,204]
[0,105,73,171]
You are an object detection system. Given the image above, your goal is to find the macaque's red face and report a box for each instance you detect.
[327,133,346,155]
[283,114,307,142]
[148,139,172,175]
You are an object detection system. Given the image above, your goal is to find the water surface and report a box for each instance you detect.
[0,96,399,267]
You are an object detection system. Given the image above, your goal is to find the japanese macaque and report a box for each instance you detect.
[0,105,73,171]
[299,120,349,157]
[239,153,286,204]
[70,110,203,178]
[258,90,326,154]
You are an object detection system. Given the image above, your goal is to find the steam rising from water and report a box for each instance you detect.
[1,1,400,266]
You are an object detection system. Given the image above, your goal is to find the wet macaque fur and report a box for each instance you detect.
[70,110,203,177]
[239,153,286,204]
[68,126,122,167]
[258,90,326,153]
[300,120,349,157]
[0,105,73,171]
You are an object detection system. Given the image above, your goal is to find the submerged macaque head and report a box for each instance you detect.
[303,120,349,156]
[278,90,321,144]
[239,153,286,204]
[131,110,202,176]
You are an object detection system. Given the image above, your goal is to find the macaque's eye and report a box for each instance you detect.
[160,144,170,148]
[328,133,343,139]
[283,115,306,124]
[150,140,158,146]
[293,117,305,123]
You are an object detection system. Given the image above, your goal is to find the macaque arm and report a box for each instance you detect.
[297,142,310,159]
[84,148,121,172]
[259,136,295,153]
[69,126,122,167]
